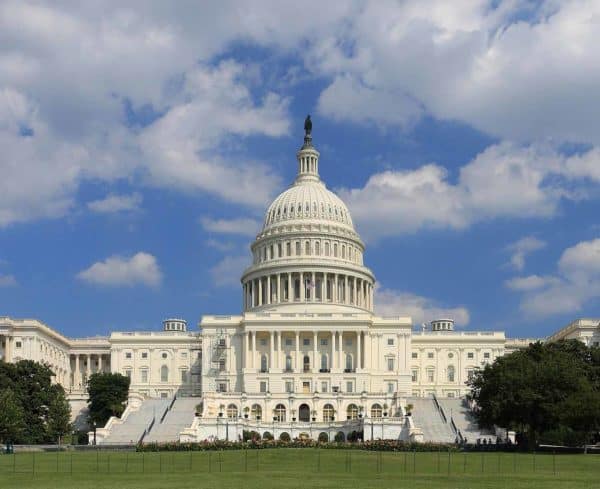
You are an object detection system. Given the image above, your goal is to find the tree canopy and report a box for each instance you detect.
[0,360,71,444]
[87,372,130,427]
[468,340,600,448]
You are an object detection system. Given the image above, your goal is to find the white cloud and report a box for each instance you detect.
[374,286,470,326]
[205,239,236,252]
[505,236,546,271]
[77,252,162,287]
[210,255,248,288]
[200,217,261,237]
[0,273,16,287]
[508,238,600,317]
[87,193,142,214]
[340,142,600,241]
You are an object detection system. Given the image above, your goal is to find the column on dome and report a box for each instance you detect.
[323,272,328,302]
[276,331,281,369]
[295,331,300,371]
[312,272,316,302]
[86,354,91,380]
[353,277,357,306]
[313,331,317,372]
[287,272,292,302]
[269,331,274,369]
[251,281,255,308]
[277,274,281,304]
[258,278,263,306]
[267,275,271,305]
[344,275,349,304]
[357,331,362,370]
[333,274,338,303]
[300,272,305,302]
[338,332,343,369]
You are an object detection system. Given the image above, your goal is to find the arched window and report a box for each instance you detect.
[333,243,338,257]
[323,403,334,421]
[345,354,353,372]
[342,245,345,258]
[321,354,328,372]
[160,365,169,382]
[447,365,455,383]
[251,404,262,420]
[277,243,282,258]
[274,404,286,422]
[325,242,330,256]
[285,354,292,372]
[261,354,268,372]
[370,403,383,418]
[286,242,291,256]
[295,241,301,255]
[346,404,359,420]
[305,241,310,255]
[226,404,238,419]
[315,241,320,255]
[303,355,310,372]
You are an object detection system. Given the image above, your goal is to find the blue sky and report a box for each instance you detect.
[1,1,600,339]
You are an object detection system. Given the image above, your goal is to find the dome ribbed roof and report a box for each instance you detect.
[262,180,354,231]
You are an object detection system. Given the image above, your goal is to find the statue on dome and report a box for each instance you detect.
[304,115,312,136]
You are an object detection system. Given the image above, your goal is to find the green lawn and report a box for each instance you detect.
[0,449,598,488]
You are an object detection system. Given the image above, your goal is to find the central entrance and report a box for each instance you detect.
[299,403,310,422]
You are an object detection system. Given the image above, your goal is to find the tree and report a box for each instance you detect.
[47,384,72,444]
[87,372,130,426]
[469,340,600,448]
[0,388,25,443]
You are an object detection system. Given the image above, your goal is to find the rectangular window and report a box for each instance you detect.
[15,341,22,348]
[484,352,491,359]
[467,369,475,381]
[217,382,227,393]
[387,382,395,394]
[346,381,353,393]
[285,381,294,393]
[427,370,434,382]
[181,370,188,383]
[260,381,267,393]
[303,338,310,346]
[427,352,434,359]
[125,369,132,380]
[125,352,132,359]
[141,370,148,383]
[467,352,474,359]
[332,386,339,393]
[218,359,226,372]
[411,352,418,359]
[387,338,394,346]
[181,352,187,358]
[303,381,311,393]
[320,339,328,346]
[412,369,418,382]
[321,381,328,393]
[387,357,394,371]
[285,339,293,346]
[260,339,267,346]
[346,339,353,346]
[141,352,148,359]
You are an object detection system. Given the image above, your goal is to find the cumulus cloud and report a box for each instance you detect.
[200,217,261,237]
[77,252,162,287]
[87,193,142,214]
[0,273,16,287]
[210,255,248,288]
[340,142,600,241]
[505,236,547,271]
[374,286,470,326]
[507,238,600,317]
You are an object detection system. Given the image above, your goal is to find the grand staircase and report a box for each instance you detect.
[144,397,199,443]
[437,398,494,443]
[101,398,171,445]
[407,397,456,443]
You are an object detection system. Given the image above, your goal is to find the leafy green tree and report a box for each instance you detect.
[47,384,72,444]
[469,340,600,448]
[0,388,25,443]
[87,372,130,426]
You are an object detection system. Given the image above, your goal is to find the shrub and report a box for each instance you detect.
[279,432,291,442]
[318,432,329,443]
[263,431,274,441]
[334,432,345,443]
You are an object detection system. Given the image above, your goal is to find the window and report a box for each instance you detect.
[285,381,294,393]
[387,382,395,394]
[315,242,320,255]
[467,369,475,381]
[217,382,227,393]
[427,352,434,359]
[15,341,22,348]
[448,352,454,359]
[427,369,434,383]
[181,370,188,383]
[447,366,455,382]
[295,242,301,255]
[226,404,238,419]
[412,369,418,382]
[141,369,148,383]
[412,352,418,359]
[285,338,293,346]
[260,339,267,346]
[302,381,310,393]
[303,355,310,372]
[346,404,358,420]
[484,352,491,359]
[160,365,169,382]
[323,404,334,421]
[320,338,328,346]
[285,355,292,372]
[162,352,168,359]
[305,241,310,255]
[371,404,382,418]
[345,354,353,372]
[467,352,474,359]
[345,338,353,346]
[141,352,148,359]
[387,357,395,371]
[303,338,310,346]
[274,404,286,422]
[260,381,267,393]
[387,338,394,346]
[346,381,353,393]
[286,242,291,256]
[277,243,282,257]
[260,354,268,372]
[321,354,328,371]
[125,352,132,359]
[219,359,226,372]
[321,381,328,393]
[181,352,187,358]
[125,369,132,380]
[325,242,330,256]
[251,404,262,420]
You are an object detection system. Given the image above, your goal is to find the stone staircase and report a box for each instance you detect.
[437,398,494,443]
[100,398,171,445]
[144,397,199,443]
[406,397,456,443]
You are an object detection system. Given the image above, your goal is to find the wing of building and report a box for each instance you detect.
[1,122,599,443]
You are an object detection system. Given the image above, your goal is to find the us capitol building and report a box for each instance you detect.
[1,119,599,443]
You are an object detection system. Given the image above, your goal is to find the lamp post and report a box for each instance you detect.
[93,421,97,446]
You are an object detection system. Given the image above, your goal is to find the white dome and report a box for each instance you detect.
[262,180,354,232]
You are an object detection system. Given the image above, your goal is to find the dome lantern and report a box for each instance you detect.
[295,114,320,184]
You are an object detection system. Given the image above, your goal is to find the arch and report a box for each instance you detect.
[303,354,310,372]
[262,431,273,441]
[298,403,310,422]
[251,404,262,420]
[323,403,335,421]
[274,403,286,422]
[226,404,238,419]
[346,403,359,420]
[447,365,455,382]
[370,403,383,418]
[318,432,329,443]
[279,432,291,442]
[320,353,328,372]
[335,431,345,442]
[160,365,169,382]
[261,354,268,372]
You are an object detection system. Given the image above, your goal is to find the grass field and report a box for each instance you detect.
[0,449,599,488]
